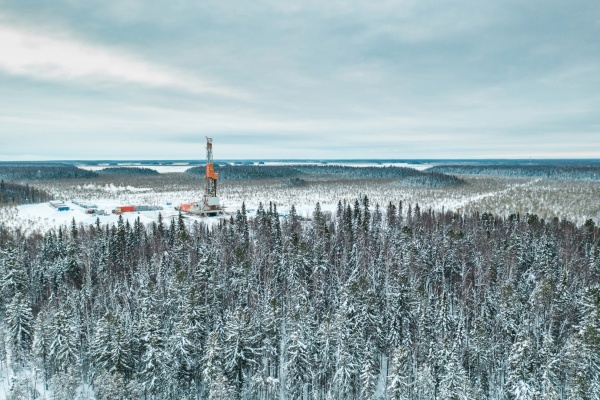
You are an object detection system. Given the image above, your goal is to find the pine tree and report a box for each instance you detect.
[254,298,281,398]
[32,310,50,388]
[362,195,370,232]
[332,308,360,399]
[61,240,81,287]
[566,286,600,399]
[168,307,198,388]
[157,212,165,237]
[240,202,250,248]
[48,304,80,375]
[507,331,537,400]
[70,217,78,240]
[140,312,166,396]
[439,346,473,400]
[91,312,131,377]
[7,375,37,400]
[387,202,397,228]
[223,307,260,397]
[358,344,379,400]
[313,202,326,236]
[0,244,27,302]
[50,365,80,400]
[284,329,310,399]
[203,331,234,400]
[387,346,412,400]
[5,292,33,369]
[539,331,560,400]
[414,364,435,400]
[93,371,127,400]
[178,211,189,242]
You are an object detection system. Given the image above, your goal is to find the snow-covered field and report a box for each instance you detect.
[77,164,194,173]
[0,170,599,399]
[3,171,600,234]
[2,194,335,236]
[2,198,228,235]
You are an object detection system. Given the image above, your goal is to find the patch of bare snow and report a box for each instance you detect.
[100,183,152,193]
[77,164,193,173]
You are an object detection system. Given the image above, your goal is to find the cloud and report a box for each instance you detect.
[0,1,598,159]
[0,23,244,98]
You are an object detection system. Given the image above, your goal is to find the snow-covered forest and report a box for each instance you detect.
[428,164,600,181]
[187,165,464,187]
[0,181,53,206]
[0,197,599,398]
[0,164,97,181]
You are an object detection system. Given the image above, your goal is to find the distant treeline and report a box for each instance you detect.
[187,165,300,180]
[187,165,464,186]
[398,172,465,187]
[294,165,435,179]
[427,164,600,180]
[0,180,53,205]
[97,167,159,176]
[0,163,98,180]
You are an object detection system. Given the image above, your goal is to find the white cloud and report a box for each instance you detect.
[0,23,244,97]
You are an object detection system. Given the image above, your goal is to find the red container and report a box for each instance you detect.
[117,205,136,213]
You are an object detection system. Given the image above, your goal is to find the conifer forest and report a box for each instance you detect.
[3,0,600,396]
[0,196,599,399]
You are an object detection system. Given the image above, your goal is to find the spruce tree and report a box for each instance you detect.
[91,312,131,378]
[203,331,234,399]
[5,292,33,369]
[48,304,80,375]
[387,346,412,400]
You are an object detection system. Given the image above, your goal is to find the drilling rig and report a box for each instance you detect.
[178,137,224,216]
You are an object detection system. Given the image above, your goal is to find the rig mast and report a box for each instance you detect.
[205,137,218,198]
[177,136,223,216]
[204,136,219,209]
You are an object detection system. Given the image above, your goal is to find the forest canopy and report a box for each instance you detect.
[0,180,53,205]
[427,164,600,180]
[187,165,464,187]
[0,163,98,180]
[97,167,160,176]
[0,198,598,398]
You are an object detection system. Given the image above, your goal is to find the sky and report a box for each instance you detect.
[0,0,599,160]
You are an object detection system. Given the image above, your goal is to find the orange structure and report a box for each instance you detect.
[177,137,224,216]
[178,203,192,212]
[114,205,135,215]
[205,137,218,198]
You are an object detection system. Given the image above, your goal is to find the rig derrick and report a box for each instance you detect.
[178,137,224,217]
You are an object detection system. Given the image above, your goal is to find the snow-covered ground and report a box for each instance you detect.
[3,173,599,234]
[5,197,333,235]
[77,164,194,173]
[4,199,227,235]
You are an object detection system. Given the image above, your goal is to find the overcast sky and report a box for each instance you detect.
[1,0,599,160]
